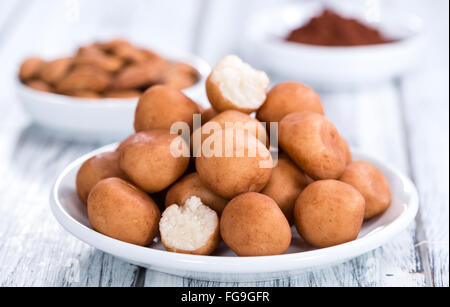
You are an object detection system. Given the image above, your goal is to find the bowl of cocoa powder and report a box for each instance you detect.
[243,3,425,89]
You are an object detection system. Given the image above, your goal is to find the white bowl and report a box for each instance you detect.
[17,49,211,143]
[50,143,419,281]
[243,3,425,89]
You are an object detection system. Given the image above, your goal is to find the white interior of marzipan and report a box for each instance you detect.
[160,196,218,251]
[212,55,270,109]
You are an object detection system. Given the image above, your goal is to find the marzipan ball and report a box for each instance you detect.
[294,180,365,248]
[26,80,52,93]
[116,131,154,153]
[119,130,190,193]
[160,196,220,255]
[134,85,200,132]
[192,110,269,155]
[257,81,324,124]
[341,137,352,165]
[88,178,160,246]
[196,128,272,199]
[220,192,291,256]
[76,151,128,204]
[279,111,347,180]
[261,155,313,223]
[340,161,391,220]
[200,107,219,125]
[206,55,270,114]
[165,173,228,214]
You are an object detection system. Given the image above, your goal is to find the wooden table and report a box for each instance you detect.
[0,0,448,287]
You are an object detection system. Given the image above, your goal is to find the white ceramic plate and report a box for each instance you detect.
[243,2,425,89]
[50,143,419,281]
[17,48,211,143]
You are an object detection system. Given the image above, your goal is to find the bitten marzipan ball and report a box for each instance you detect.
[160,196,220,255]
[206,55,270,114]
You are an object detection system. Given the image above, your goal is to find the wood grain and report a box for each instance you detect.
[400,70,449,287]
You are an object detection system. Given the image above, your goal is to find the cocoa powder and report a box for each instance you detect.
[286,9,394,47]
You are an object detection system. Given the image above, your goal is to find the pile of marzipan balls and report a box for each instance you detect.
[18,39,199,99]
[76,55,392,256]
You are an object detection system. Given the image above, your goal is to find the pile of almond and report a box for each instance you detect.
[18,39,200,99]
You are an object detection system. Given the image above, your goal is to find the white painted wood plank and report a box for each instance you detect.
[393,0,449,287]
[401,69,449,287]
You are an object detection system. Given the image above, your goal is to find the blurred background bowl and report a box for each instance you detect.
[16,47,211,143]
[243,2,425,90]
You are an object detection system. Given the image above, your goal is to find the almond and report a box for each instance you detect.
[161,62,199,90]
[162,73,197,90]
[74,52,123,73]
[112,59,166,90]
[26,80,52,93]
[98,39,133,53]
[114,44,149,64]
[56,66,110,94]
[19,57,46,82]
[70,90,102,99]
[40,57,73,85]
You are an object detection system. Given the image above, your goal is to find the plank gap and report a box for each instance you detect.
[132,267,147,287]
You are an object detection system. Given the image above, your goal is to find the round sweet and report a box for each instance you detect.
[341,137,353,165]
[196,128,272,199]
[119,130,190,193]
[279,111,347,180]
[256,81,324,124]
[220,192,291,256]
[87,178,161,246]
[160,196,220,255]
[206,55,270,114]
[76,151,128,204]
[340,161,391,220]
[134,85,200,132]
[260,155,313,223]
[165,173,228,214]
[294,180,365,248]
[192,110,269,156]
[200,108,219,125]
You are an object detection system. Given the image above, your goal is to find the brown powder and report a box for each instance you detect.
[286,9,394,47]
